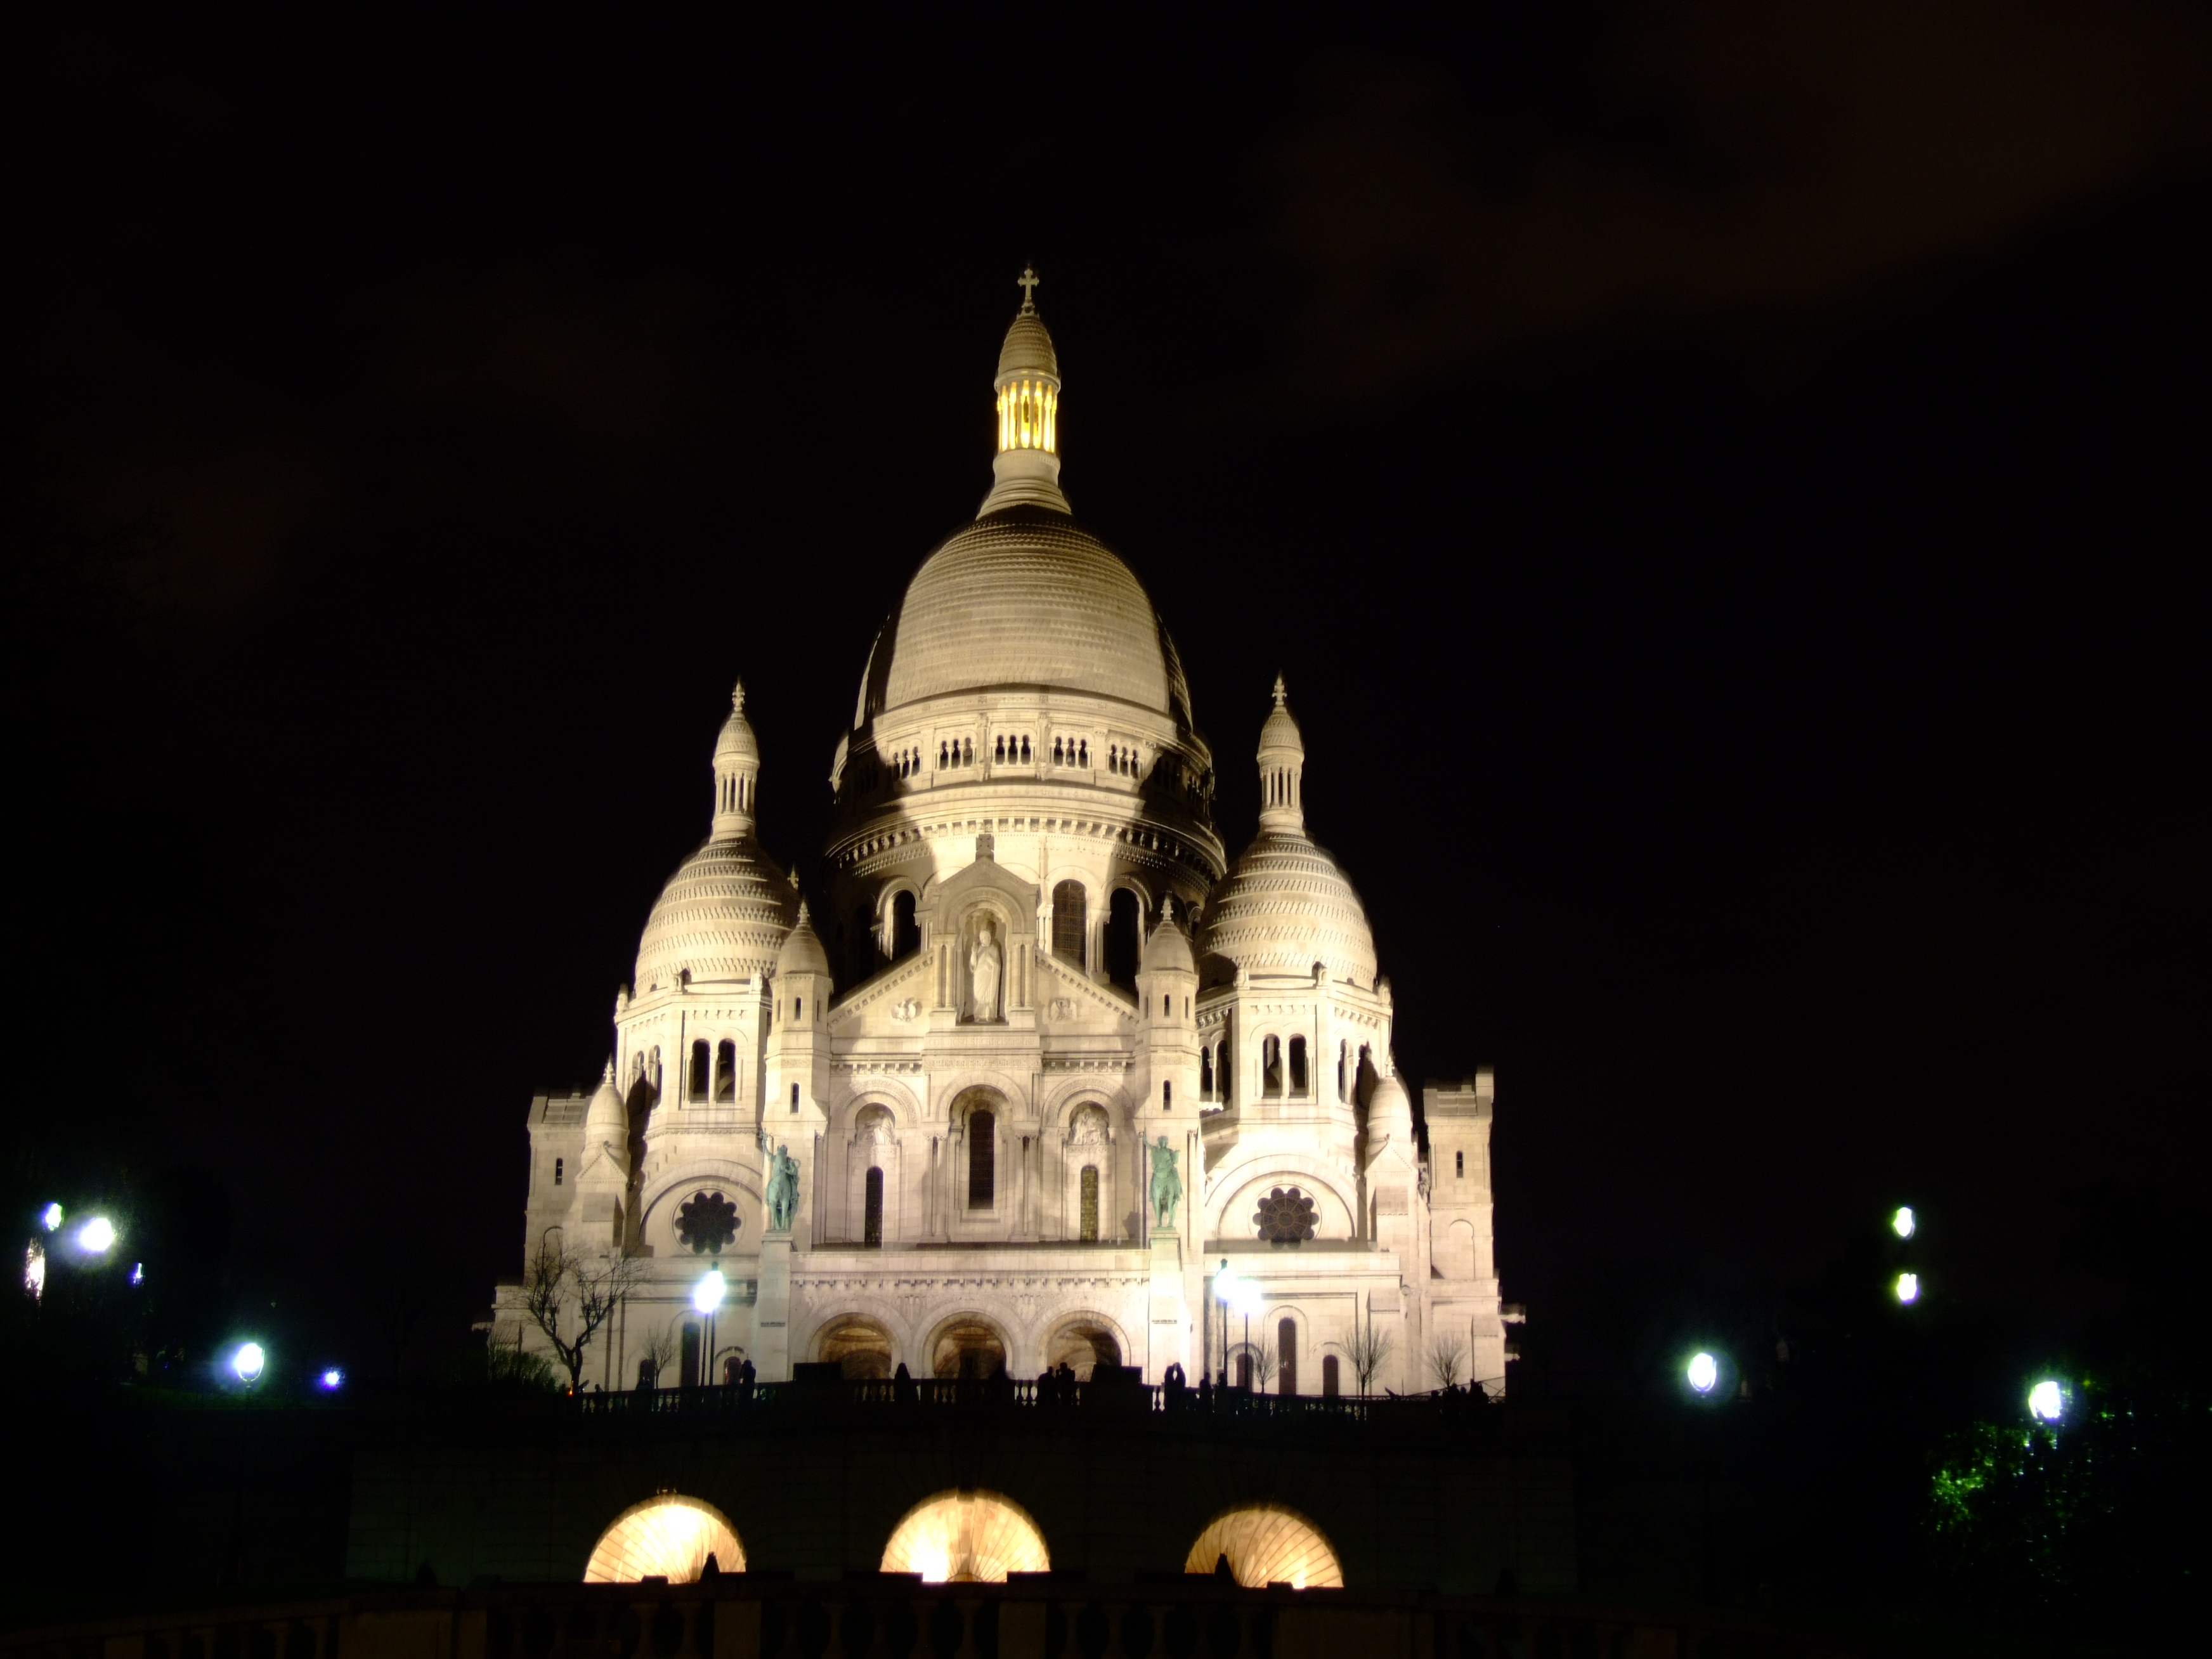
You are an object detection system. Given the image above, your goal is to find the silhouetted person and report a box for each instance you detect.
[893,1361,916,1406]
[1197,1372,1213,1412]
[1214,1553,1233,1581]
[738,1356,756,1396]
[701,1552,722,1581]
[637,1358,657,1392]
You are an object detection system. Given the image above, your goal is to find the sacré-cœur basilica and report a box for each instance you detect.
[492,271,1517,1405]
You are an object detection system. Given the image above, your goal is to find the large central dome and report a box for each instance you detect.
[877,507,1189,717]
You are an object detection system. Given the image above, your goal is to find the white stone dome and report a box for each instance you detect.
[873,510,1194,722]
[774,900,832,980]
[634,840,795,991]
[1199,832,1377,987]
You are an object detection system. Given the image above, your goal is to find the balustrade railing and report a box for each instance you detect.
[563,1377,1502,1424]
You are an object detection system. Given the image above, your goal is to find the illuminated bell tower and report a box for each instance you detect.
[979,264,1070,514]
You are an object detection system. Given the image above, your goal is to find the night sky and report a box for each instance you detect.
[11,8,2209,1381]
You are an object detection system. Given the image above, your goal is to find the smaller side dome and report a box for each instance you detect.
[1367,1069,1414,1136]
[1257,675,1306,835]
[775,900,833,980]
[1142,895,1195,975]
[583,1060,630,1174]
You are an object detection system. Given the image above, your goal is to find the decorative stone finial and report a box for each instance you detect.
[789,867,800,888]
[732,679,746,713]
[1161,895,1176,924]
[976,831,996,862]
[1017,263,1040,314]
[1272,673,1287,708]
[795,897,811,925]
[602,1058,616,1085]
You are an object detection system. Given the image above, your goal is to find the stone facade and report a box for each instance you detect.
[494,274,1516,1398]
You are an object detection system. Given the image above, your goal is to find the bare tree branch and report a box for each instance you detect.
[1426,1330,1469,1390]
[1341,1321,1395,1395]
[521,1239,647,1392]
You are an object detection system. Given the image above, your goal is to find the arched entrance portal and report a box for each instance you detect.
[930,1317,1007,1379]
[880,1490,1049,1582]
[1183,1504,1343,1589]
[816,1315,896,1379]
[1044,1317,1122,1380]
[584,1495,745,1582]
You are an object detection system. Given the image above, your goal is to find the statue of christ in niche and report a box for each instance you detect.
[968,917,1003,1022]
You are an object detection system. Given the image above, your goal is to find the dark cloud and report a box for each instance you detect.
[1266,1,2212,403]
[48,270,727,625]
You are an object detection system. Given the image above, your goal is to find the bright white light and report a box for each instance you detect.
[232,1342,266,1382]
[1686,1352,1719,1394]
[40,1203,63,1232]
[691,1269,727,1315]
[1895,1272,1920,1304]
[1214,1262,1239,1301]
[24,1240,44,1300]
[2028,1379,2064,1422]
[130,1262,144,1285]
[319,1368,344,1390]
[1228,1278,1265,1317]
[77,1216,116,1254]
[1892,1206,1916,1240]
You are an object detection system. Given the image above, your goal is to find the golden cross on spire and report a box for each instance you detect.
[1017,263,1041,311]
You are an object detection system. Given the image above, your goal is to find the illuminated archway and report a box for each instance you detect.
[880,1490,1048,1582]
[1184,1504,1343,1589]
[584,1495,745,1582]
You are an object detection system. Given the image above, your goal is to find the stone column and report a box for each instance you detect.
[1147,1232,1187,1383]
[755,1233,793,1381]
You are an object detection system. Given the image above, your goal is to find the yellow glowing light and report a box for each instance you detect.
[1184,1505,1344,1589]
[584,1495,745,1582]
[78,1216,117,1254]
[880,1490,1048,1583]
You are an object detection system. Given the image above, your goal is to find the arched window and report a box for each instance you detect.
[1078,739,1088,766]
[1051,881,1086,965]
[939,741,948,769]
[1261,1036,1282,1097]
[863,1168,884,1247]
[967,1109,995,1209]
[1079,1165,1099,1242]
[1322,1354,1341,1398]
[994,735,1005,762]
[963,738,973,764]
[1106,888,1142,989]
[892,890,920,959]
[1337,1041,1348,1102]
[1288,1036,1308,1095]
[790,1081,800,1112]
[1200,1046,1214,1099]
[1278,1317,1298,1396]
[1455,1150,1465,1178]
[715,1039,738,1102]
[553,1157,564,1187]
[1217,1034,1233,1107]
[1020,736,1031,762]
[688,1039,711,1102]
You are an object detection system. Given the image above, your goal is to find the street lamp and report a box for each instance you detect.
[1894,1272,1920,1304]
[1211,1260,1239,1384]
[77,1216,117,1255]
[1227,1277,1264,1389]
[40,1203,63,1232]
[231,1342,266,1384]
[1686,1351,1720,1395]
[319,1368,345,1391]
[693,1268,727,1387]
[2028,1379,2064,1422]
[1891,1206,1916,1240]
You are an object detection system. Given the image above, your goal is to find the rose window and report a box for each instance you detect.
[1252,1187,1317,1245]
[675,1189,740,1255]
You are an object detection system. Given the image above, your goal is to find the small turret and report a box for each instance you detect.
[980,264,1070,516]
[712,682,760,841]
[569,1060,631,1252]
[1256,675,1305,835]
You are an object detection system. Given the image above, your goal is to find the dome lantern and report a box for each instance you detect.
[980,264,1070,516]
[712,680,760,841]
[1256,675,1305,835]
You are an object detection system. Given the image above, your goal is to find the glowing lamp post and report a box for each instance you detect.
[1686,1351,1720,1395]
[231,1342,266,1385]
[1894,1272,1920,1304]
[40,1202,63,1232]
[319,1367,345,1391]
[693,1268,727,1388]
[77,1216,117,1255]
[1891,1206,1916,1240]
[2028,1379,2064,1422]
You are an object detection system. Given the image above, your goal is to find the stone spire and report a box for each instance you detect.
[1256,675,1306,835]
[980,264,1070,516]
[712,680,760,842]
